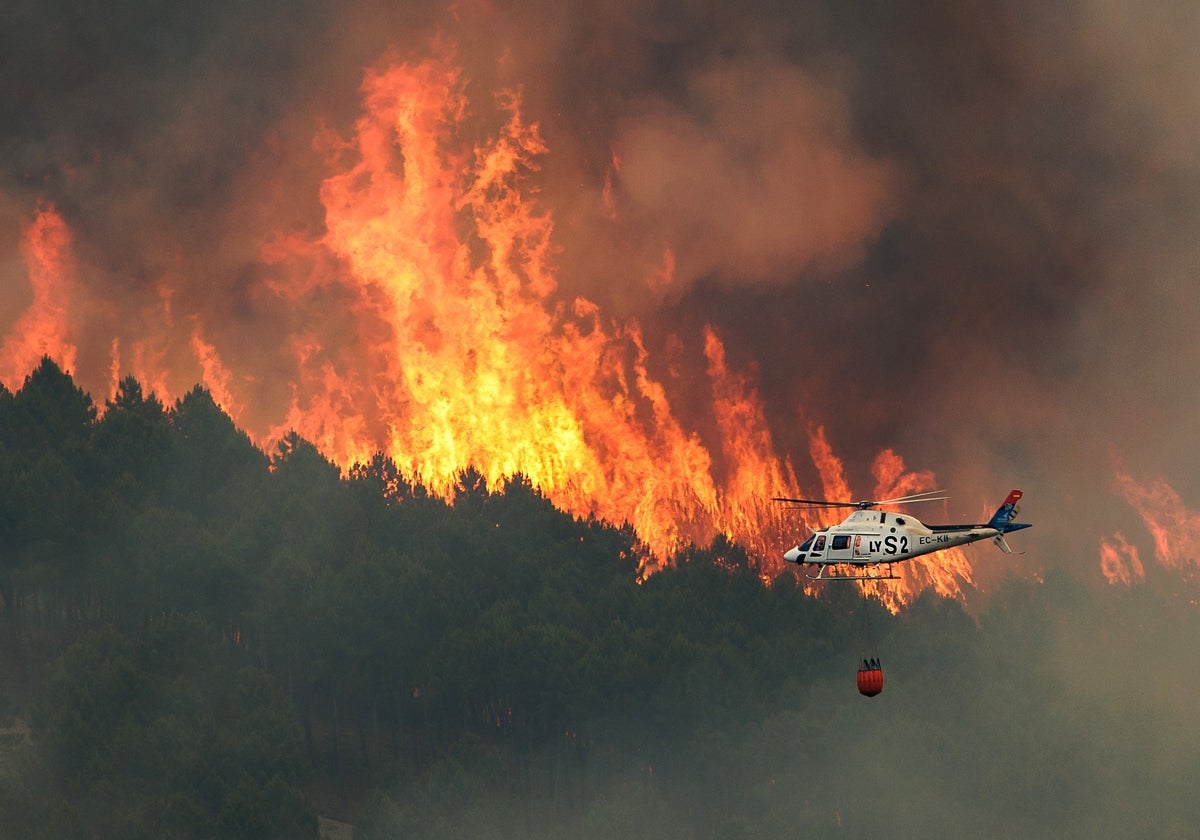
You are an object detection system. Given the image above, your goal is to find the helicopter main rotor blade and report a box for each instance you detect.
[771,497,861,508]
[872,491,949,506]
[879,496,949,506]
[772,490,948,509]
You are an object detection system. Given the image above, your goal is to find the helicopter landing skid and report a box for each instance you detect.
[805,563,900,582]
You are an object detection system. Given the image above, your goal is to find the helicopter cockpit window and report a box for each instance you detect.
[797,535,815,552]
[813,535,826,552]
[831,535,851,550]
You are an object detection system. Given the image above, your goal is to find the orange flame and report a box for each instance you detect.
[272,49,765,565]
[191,323,244,424]
[807,423,852,508]
[1,203,78,389]
[1113,465,1200,579]
[106,282,177,402]
[702,325,798,561]
[1099,532,1145,586]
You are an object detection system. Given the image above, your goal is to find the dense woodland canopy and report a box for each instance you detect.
[1,357,1199,838]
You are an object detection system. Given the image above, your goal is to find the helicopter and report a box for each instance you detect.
[774,489,1030,581]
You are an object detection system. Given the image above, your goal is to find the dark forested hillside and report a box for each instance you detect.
[2,358,1198,838]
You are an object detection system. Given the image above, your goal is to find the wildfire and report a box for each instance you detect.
[0,203,77,389]
[801,428,975,607]
[0,43,984,607]
[1099,532,1144,587]
[1109,465,1200,583]
[294,51,727,560]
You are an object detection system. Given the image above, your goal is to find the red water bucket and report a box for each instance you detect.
[857,665,883,697]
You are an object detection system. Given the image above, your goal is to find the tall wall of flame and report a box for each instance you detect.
[3,0,1200,601]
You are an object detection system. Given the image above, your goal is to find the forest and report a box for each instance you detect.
[2,357,1199,838]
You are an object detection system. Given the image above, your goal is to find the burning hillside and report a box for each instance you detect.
[3,0,1200,608]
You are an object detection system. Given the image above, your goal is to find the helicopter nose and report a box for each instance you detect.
[783,546,801,563]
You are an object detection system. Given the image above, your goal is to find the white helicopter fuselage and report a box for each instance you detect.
[781,489,1030,576]
[783,509,1001,566]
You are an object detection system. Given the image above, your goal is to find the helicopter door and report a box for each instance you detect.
[827,534,853,562]
[852,535,873,559]
[808,533,827,561]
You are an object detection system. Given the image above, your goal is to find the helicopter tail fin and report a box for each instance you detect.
[987,489,1031,546]
[986,490,1022,530]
